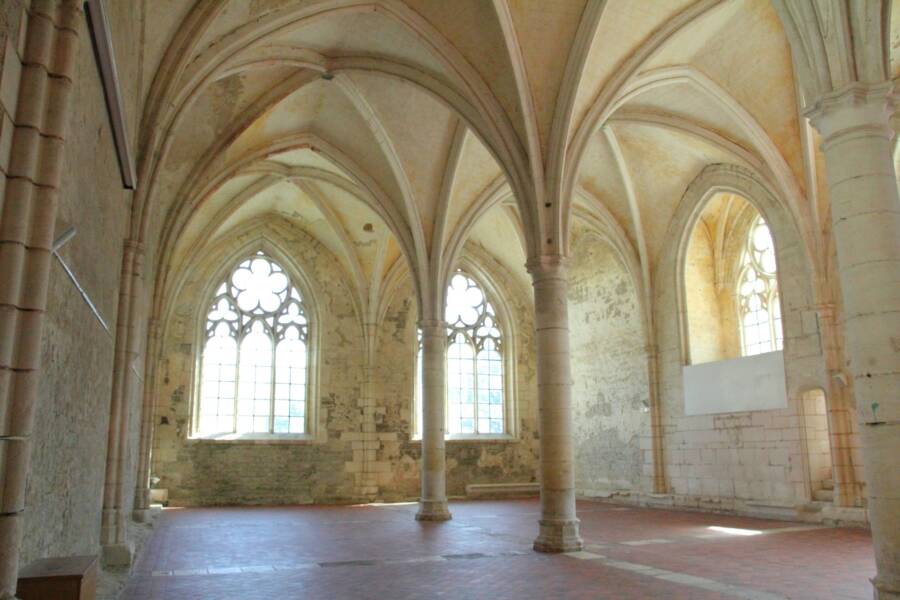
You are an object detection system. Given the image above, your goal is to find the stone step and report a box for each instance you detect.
[822,478,834,491]
[798,501,825,514]
[813,488,834,503]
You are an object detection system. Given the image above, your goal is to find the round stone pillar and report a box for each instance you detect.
[528,256,582,553]
[416,319,451,521]
[807,82,900,600]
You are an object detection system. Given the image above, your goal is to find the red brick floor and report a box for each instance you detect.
[120,499,875,599]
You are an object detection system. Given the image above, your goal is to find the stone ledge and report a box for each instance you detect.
[581,492,871,527]
[466,482,539,499]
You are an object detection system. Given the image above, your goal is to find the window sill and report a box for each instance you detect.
[409,434,518,444]
[187,433,320,445]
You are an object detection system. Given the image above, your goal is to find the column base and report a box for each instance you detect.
[533,518,583,553]
[873,577,900,600]
[101,542,134,567]
[132,504,162,523]
[132,509,151,523]
[416,499,452,521]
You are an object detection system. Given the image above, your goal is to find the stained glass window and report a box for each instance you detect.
[738,217,783,356]
[198,252,309,435]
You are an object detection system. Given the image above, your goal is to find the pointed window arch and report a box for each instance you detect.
[197,252,310,436]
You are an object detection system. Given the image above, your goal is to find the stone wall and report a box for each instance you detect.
[147,181,848,519]
[15,1,143,566]
[152,220,363,505]
[151,235,540,505]
[375,254,540,500]
[368,283,420,500]
[568,226,650,497]
[652,166,835,517]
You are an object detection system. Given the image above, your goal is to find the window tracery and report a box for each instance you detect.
[198,252,309,435]
[737,217,783,356]
[414,272,507,437]
[444,273,504,435]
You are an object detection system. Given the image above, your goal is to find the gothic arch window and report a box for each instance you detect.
[446,272,505,435]
[196,251,311,436]
[737,216,783,356]
[414,271,511,438]
[683,193,786,364]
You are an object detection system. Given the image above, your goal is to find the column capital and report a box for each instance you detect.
[123,239,144,254]
[417,319,448,335]
[122,240,145,275]
[805,81,895,145]
[526,254,568,281]
[815,302,837,322]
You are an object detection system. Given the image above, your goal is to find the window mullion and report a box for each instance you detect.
[304,338,310,435]
[471,345,477,435]
[768,288,774,352]
[197,343,206,436]
[269,334,277,434]
[769,286,778,351]
[736,282,746,356]
[442,344,449,433]
[233,333,241,434]
[471,340,479,435]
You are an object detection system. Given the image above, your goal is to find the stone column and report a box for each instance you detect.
[528,256,582,552]
[133,317,160,521]
[807,82,900,600]
[645,343,667,494]
[101,240,143,566]
[416,319,451,521]
[0,2,80,597]
[358,321,379,499]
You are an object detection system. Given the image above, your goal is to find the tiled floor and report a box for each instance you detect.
[120,499,875,599]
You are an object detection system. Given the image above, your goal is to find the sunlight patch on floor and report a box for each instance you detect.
[707,525,763,536]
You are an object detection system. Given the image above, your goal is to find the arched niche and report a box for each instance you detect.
[800,388,835,500]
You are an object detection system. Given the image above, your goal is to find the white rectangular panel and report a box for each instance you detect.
[683,351,787,416]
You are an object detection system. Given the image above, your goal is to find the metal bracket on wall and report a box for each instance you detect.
[84,0,137,189]
[52,226,111,335]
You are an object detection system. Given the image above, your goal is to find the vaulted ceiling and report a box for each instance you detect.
[129,0,897,329]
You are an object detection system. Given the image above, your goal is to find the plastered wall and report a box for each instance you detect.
[684,222,730,364]
[684,194,747,365]
[568,226,650,497]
